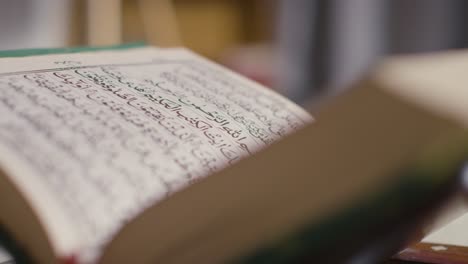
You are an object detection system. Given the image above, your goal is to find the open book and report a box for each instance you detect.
[0,46,468,264]
[0,245,12,264]
[396,194,468,263]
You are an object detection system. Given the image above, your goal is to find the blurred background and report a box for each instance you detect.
[2,0,468,106]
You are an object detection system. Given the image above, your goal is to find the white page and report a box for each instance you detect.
[0,246,12,264]
[423,211,468,246]
[0,47,311,263]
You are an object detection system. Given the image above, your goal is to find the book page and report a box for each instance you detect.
[0,47,311,263]
[0,245,12,264]
[423,206,468,247]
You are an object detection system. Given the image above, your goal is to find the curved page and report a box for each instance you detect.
[0,47,311,263]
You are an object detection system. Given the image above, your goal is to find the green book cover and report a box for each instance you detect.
[0,42,145,58]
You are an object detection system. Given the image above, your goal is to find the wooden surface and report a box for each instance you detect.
[392,242,468,264]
